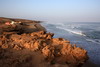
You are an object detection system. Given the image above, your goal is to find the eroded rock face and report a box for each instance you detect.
[0,17,88,67]
[0,31,88,67]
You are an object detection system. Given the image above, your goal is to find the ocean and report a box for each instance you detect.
[41,22,100,66]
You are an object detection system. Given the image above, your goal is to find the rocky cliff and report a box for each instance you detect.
[0,17,88,67]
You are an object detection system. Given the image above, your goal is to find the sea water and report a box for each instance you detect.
[41,22,100,66]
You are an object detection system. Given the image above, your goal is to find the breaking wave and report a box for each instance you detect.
[56,26,86,36]
[42,22,100,43]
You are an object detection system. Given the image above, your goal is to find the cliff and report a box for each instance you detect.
[0,17,88,67]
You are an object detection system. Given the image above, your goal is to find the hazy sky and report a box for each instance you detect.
[0,0,100,22]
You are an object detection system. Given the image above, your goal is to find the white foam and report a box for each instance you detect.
[66,29,86,36]
[56,26,86,36]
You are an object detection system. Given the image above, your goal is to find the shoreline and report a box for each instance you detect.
[0,17,90,67]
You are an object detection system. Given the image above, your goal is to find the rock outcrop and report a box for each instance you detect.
[0,31,88,67]
[0,17,88,67]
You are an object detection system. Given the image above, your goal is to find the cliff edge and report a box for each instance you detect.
[0,17,88,67]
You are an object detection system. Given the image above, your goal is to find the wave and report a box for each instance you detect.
[42,22,100,43]
[86,39,100,44]
[56,26,86,36]
[56,26,100,44]
[85,31,100,39]
[66,29,86,36]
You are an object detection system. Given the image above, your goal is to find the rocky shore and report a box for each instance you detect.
[0,17,88,67]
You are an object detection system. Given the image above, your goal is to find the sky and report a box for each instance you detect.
[0,0,100,22]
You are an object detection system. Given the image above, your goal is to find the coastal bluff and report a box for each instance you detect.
[0,17,46,34]
[0,17,88,67]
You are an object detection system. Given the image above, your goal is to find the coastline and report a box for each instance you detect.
[0,17,89,67]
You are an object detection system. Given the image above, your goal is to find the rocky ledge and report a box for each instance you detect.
[0,17,88,67]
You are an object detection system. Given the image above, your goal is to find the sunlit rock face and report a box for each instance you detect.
[0,17,88,67]
[0,31,88,67]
